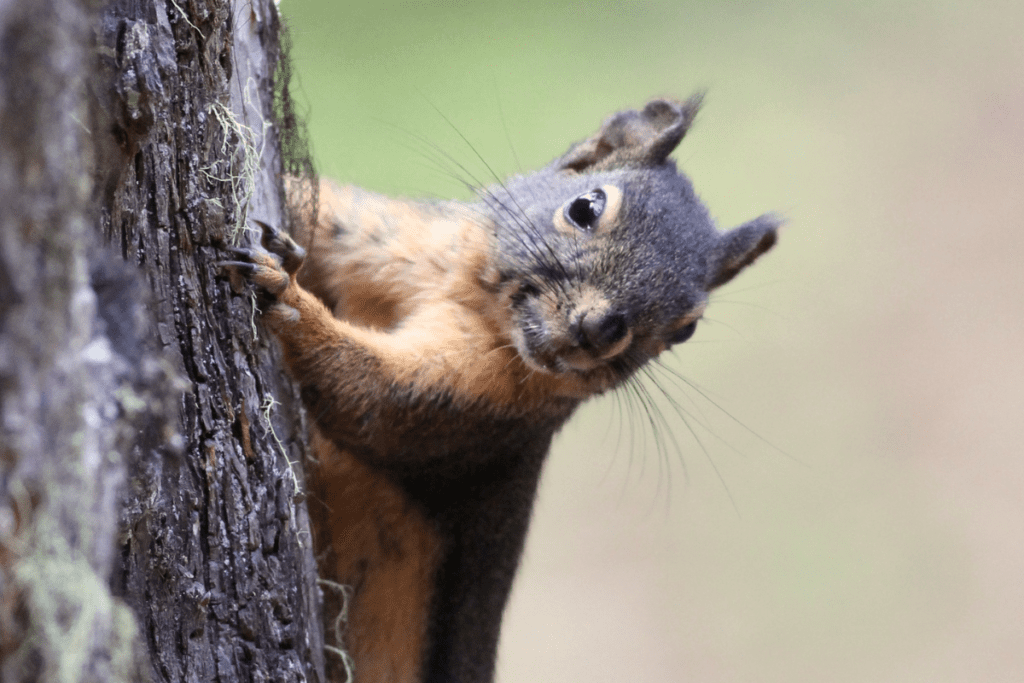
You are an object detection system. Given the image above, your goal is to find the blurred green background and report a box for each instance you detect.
[281,2,1024,681]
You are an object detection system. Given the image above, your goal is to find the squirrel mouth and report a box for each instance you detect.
[514,321,634,381]
[505,282,640,387]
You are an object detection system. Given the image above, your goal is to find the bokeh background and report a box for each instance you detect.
[280,2,1024,681]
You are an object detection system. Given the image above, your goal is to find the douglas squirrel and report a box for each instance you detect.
[224,95,780,683]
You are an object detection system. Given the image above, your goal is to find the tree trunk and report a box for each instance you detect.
[0,0,326,681]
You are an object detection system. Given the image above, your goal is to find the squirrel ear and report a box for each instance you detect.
[554,93,703,173]
[707,214,781,289]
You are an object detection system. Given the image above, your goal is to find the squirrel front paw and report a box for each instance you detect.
[255,219,306,276]
[220,220,307,321]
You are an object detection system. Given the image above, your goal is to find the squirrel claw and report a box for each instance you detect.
[216,259,258,275]
[219,243,290,297]
[221,245,266,263]
[251,220,305,275]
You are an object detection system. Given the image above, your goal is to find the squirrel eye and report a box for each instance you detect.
[668,321,697,345]
[510,281,541,304]
[564,189,606,230]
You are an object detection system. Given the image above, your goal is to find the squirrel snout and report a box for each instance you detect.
[572,309,630,358]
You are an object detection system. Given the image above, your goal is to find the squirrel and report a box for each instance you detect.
[222,95,780,683]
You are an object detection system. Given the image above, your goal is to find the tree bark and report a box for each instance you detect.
[0,0,325,681]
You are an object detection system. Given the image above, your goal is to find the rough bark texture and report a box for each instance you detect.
[1,0,325,681]
[0,0,152,679]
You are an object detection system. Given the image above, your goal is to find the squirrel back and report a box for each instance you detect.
[238,95,780,683]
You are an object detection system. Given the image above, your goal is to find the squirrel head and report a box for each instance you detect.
[479,95,780,396]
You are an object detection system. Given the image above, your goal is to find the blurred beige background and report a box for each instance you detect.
[283,2,1024,681]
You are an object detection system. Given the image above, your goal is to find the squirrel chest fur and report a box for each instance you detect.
[227,96,780,683]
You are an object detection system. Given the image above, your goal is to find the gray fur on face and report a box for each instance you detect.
[476,96,779,382]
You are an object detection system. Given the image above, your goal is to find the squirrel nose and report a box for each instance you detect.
[575,310,628,351]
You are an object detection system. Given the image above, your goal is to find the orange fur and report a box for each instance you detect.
[309,429,440,683]
[279,180,599,410]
